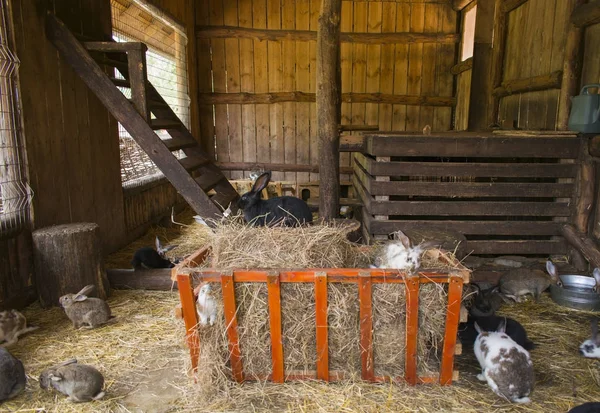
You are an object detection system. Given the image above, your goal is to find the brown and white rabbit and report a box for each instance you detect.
[499,260,559,302]
[474,319,534,403]
[59,285,113,329]
[580,317,600,358]
[39,359,105,402]
[0,309,38,346]
[194,282,217,326]
[372,230,439,274]
[237,171,312,227]
[0,347,25,401]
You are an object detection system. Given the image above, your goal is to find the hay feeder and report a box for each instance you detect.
[173,245,470,386]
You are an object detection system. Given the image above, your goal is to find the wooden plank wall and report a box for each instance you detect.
[498,0,569,130]
[196,0,457,182]
[12,0,125,254]
[581,19,600,87]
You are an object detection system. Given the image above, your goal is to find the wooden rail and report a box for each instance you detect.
[450,58,472,75]
[175,262,467,384]
[196,25,460,44]
[492,71,563,98]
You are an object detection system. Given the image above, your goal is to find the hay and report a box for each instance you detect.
[5,289,600,412]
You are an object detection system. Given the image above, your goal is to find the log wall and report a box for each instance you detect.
[196,0,458,182]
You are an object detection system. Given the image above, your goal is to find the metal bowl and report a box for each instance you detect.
[550,275,600,312]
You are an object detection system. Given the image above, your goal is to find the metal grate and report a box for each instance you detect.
[111,0,190,185]
[0,0,31,234]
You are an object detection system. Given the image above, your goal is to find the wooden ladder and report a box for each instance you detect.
[45,13,239,220]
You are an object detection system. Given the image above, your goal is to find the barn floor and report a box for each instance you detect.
[3,287,599,412]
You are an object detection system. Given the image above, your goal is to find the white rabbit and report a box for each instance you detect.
[474,319,534,403]
[372,230,439,274]
[580,317,600,358]
[194,282,216,326]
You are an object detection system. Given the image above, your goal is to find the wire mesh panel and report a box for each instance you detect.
[0,0,31,234]
[111,0,190,185]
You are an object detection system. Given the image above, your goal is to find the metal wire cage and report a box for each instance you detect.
[0,0,31,235]
[110,0,190,186]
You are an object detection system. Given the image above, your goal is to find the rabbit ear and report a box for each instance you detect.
[155,236,163,251]
[546,260,557,278]
[395,230,412,249]
[593,269,600,287]
[56,359,77,367]
[474,322,482,335]
[162,244,177,253]
[49,373,63,382]
[76,285,95,296]
[497,318,507,333]
[74,294,88,302]
[251,172,271,193]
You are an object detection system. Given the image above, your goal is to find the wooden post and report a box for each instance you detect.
[468,0,494,130]
[562,224,600,268]
[32,223,108,308]
[488,0,508,126]
[557,0,587,131]
[316,0,342,221]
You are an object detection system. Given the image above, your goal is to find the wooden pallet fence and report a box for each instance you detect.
[174,247,468,385]
[354,132,585,256]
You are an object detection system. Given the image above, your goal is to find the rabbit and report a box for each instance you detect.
[0,309,38,346]
[579,318,600,358]
[593,268,600,293]
[372,230,439,274]
[59,285,114,329]
[0,347,25,401]
[458,314,535,350]
[194,282,217,326]
[469,285,511,317]
[237,171,312,227]
[498,260,559,302]
[39,359,105,402]
[568,402,600,413]
[474,319,534,403]
[131,236,177,269]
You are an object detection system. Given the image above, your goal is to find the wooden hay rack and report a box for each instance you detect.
[173,246,470,385]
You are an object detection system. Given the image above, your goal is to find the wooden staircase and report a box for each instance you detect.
[45,13,239,220]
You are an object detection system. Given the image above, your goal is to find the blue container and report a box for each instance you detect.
[569,84,600,133]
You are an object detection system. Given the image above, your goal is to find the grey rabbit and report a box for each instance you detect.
[499,260,559,302]
[59,285,114,329]
[39,359,104,402]
[458,314,535,350]
[131,236,177,269]
[0,347,25,401]
[469,285,510,317]
[0,309,38,346]
[237,171,312,227]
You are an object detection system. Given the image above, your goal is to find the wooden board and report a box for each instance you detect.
[268,0,284,181]
[296,0,311,182]
[239,0,257,179]
[254,0,271,174]
[282,0,297,182]
[406,4,425,131]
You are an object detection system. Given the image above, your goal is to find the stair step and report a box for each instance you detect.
[195,172,225,192]
[110,77,131,88]
[84,41,146,53]
[151,119,182,130]
[128,98,169,109]
[211,190,239,210]
[179,155,210,172]
[162,137,198,151]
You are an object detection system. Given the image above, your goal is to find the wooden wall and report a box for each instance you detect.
[581,16,600,87]
[196,0,457,182]
[497,0,569,130]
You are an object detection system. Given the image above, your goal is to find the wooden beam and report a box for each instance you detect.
[501,0,529,13]
[196,25,460,44]
[489,0,508,124]
[450,57,472,75]
[574,159,596,234]
[590,135,600,157]
[492,70,563,98]
[468,0,495,130]
[215,162,354,174]
[558,0,587,130]
[340,134,365,152]
[571,0,600,28]
[317,0,342,221]
[562,224,600,268]
[198,92,455,106]
[107,268,175,290]
[453,0,475,11]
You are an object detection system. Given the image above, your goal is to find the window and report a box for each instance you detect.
[111,0,190,186]
[0,0,31,234]
[461,4,477,61]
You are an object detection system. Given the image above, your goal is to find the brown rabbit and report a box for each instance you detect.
[499,260,559,302]
[59,285,113,329]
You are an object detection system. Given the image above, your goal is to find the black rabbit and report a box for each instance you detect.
[237,171,312,227]
[568,403,600,413]
[458,314,535,350]
[0,347,25,401]
[131,236,177,269]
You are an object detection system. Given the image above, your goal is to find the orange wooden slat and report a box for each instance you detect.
[439,274,464,385]
[404,275,419,384]
[221,272,244,383]
[267,272,284,383]
[176,274,201,374]
[358,272,374,381]
[314,272,329,381]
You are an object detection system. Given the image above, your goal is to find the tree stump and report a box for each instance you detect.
[33,223,109,308]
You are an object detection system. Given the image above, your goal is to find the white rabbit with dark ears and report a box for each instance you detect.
[237,171,312,227]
